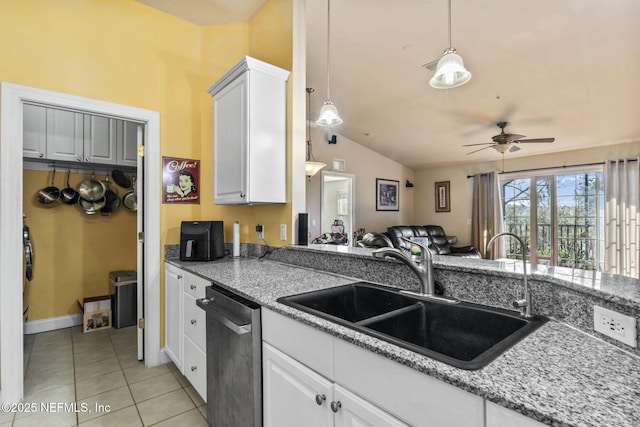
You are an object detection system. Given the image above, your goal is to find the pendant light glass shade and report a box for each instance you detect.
[316,100,343,127]
[429,47,471,89]
[305,160,327,177]
[316,0,343,127]
[429,0,471,89]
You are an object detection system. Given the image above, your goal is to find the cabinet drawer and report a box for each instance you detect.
[183,271,209,299]
[184,336,207,402]
[184,293,206,349]
[262,309,333,380]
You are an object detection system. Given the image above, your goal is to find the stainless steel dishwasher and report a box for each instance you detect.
[196,283,262,427]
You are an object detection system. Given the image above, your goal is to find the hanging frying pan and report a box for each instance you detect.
[37,168,61,206]
[111,169,132,189]
[78,173,106,202]
[60,170,80,205]
[122,176,137,212]
[100,175,120,216]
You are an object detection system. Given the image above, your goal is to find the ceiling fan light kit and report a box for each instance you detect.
[316,0,343,127]
[429,0,471,89]
[463,122,555,155]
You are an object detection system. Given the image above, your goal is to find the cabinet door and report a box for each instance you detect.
[263,342,333,427]
[485,401,547,427]
[46,108,84,162]
[164,264,183,371]
[334,385,409,427]
[117,120,139,167]
[183,293,206,350]
[84,115,117,164]
[183,336,207,402]
[214,72,248,204]
[23,104,47,159]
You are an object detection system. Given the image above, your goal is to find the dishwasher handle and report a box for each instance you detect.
[197,298,252,335]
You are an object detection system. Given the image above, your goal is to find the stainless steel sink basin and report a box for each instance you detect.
[277,282,547,370]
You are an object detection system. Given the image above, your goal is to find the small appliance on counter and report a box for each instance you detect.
[180,221,225,261]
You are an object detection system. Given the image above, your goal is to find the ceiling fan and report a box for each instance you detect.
[464,122,555,155]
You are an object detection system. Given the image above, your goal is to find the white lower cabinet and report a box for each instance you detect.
[263,342,408,427]
[485,401,547,427]
[164,262,209,402]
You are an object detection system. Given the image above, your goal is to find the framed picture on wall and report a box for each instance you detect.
[376,178,399,211]
[435,181,450,212]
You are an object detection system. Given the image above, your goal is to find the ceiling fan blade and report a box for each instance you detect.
[462,142,494,147]
[466,145,494,155]
[515,138,555,143]
[494,133,526,144]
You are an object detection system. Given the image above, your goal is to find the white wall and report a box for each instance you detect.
[305,129,414,240]
[414,141,640,246]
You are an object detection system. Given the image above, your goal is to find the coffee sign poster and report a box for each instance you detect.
[162,157,200,204]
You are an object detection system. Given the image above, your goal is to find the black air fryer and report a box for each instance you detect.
[180,221,225,261]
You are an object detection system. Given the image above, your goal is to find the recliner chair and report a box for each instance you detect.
[423,225,481,258]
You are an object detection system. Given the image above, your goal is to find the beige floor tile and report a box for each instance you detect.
[76,370,127,400]
[197,404,207,420]
[184,385,205,407]
[117,350,142,369]
[78,405,142,427]
[74,356,121,381]
[29,344,73,363]
[151,408,208,427]
[73,339,114,355]
[170,369,190,388]
[23,366,74,396]
[26,354,74,379]
[123,363,170,385]
[12,407,77,427]
[22,383,76,410]
[0,409,14,425]
[74,346,117,367]
[136,389,195,426]
[129,372,182,403]
[76,386,134,424]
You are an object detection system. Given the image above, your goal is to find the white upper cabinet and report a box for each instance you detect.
[45,108,84,162]
[22,104,138,167]
[208,56,290,205]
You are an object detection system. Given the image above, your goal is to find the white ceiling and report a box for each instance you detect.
[135,0,268,25]
[139,0,640,169]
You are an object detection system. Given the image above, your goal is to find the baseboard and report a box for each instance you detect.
[159,348,173,365]
[24,313,83,335]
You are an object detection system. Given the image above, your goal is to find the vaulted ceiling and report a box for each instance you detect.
[138,0,640,169]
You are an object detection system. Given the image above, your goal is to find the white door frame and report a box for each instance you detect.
[0,82,161,403]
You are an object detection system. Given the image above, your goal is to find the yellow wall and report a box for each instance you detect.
[1,0,295,325]
[414,141,640,246]
[23,170,136,319]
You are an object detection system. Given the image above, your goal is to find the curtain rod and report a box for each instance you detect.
[466,159,638,179]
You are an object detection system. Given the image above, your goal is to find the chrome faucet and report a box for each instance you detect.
[486,232,533,318]
[373,238,455,303]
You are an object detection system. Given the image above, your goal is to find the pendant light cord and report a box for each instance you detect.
[447,0,452,48]
[326,0,332,100]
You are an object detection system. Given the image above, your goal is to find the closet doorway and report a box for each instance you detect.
[0,83,161,403]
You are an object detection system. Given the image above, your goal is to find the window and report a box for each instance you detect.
[501,169,604,270]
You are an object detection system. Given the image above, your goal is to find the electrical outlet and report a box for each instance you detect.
[256,224,264,240]
[280,224,286,241]
[593,305,637,348]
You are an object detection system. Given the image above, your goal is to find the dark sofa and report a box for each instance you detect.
[359,225,481,258]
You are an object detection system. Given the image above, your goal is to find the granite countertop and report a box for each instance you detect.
[166,254,640,427]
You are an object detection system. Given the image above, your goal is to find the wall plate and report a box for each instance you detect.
[593,305,637,348]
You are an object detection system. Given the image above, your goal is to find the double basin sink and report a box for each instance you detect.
[277,282,547,370]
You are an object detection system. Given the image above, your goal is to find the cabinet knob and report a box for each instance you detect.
[190,284,197,290]
[315,394,326,406]
[85,157,89,162]
[177,275,183,279]
[330,401,342,413]
[240,192,245,199]
[191,365,197,372]
[38,153,44,158]
[190,319,197,325]
[77,157,82,162]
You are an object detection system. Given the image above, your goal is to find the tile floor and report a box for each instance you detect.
[1,326,207,426]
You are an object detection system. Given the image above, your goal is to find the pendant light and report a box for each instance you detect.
[316,0,343,127]
[305,88,326,177]
[429,0,471,89]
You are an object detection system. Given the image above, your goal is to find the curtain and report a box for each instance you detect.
[604,159,640,278]
[471,171,504,259]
